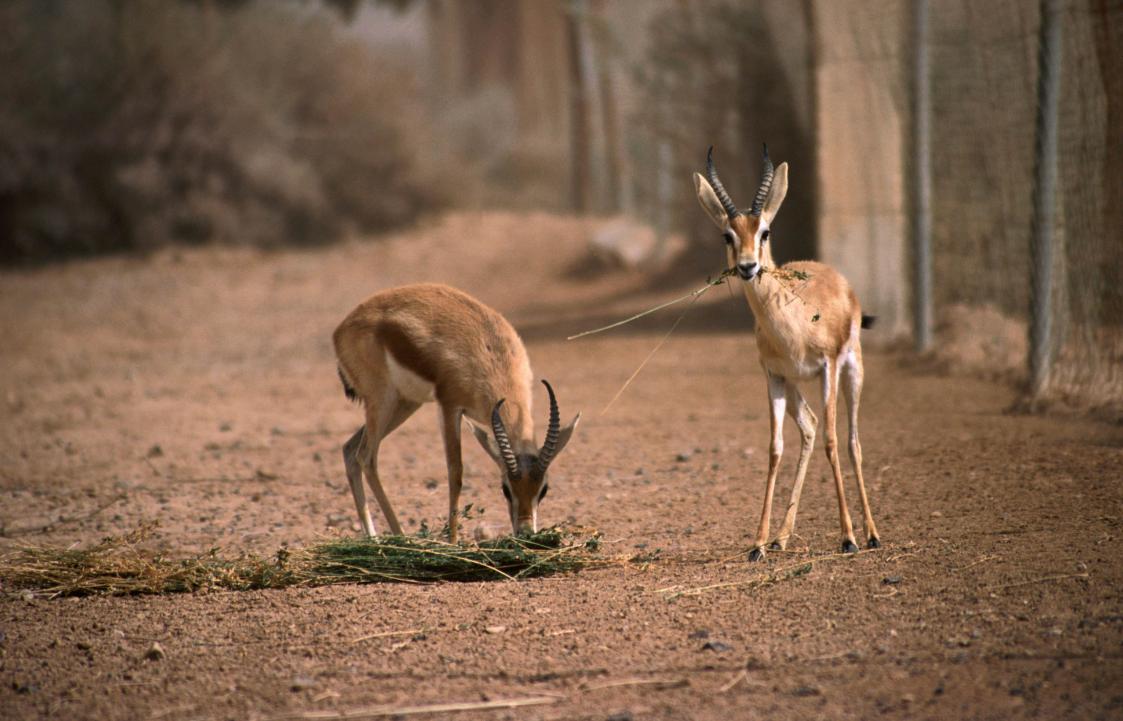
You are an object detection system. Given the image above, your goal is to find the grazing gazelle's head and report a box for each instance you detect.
[693,145,789,281]
[470,380,579,534]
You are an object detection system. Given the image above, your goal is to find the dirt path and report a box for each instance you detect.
[2,213,1121,720]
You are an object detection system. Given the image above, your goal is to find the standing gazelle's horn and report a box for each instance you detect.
[491,399,520,479]
[706,146,740,219]
[749,143,774,217]
[532,380,561,479]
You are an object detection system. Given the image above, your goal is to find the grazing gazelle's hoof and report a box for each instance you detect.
[693,145,884,562]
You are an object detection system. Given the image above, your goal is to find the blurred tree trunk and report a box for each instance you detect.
[1091,0,1122,293]
[566,0,591,212]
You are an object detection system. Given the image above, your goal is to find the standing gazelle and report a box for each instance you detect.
[694,146,881,560]
[333,283,580,542]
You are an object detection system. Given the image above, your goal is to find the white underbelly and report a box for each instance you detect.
[385,350,436,404]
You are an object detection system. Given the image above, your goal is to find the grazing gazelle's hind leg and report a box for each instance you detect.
[749,371,787,562]
[439,405,465,543]
[822,358,859,553]
[841,345,880,548]
[769,381,818,551]
[343,386,421,538]
[343,427,376,536]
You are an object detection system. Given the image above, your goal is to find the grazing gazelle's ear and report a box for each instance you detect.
[694,173,728,229]
[761,162,788,225]
[467,419,502,464]
[553,413,581,457]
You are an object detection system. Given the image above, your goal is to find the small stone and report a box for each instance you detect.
[271,427,285,436]
[255,469,279,481]
[607,712,634,721]
[146,444,163,458]
[701,640,732,652]
[424,478,439,490]
[901,693,916,705]
[883,576,902,585]
[792,685,821,697]
[76,640,92,650]
[688,629,710,640]
[291,675,316,691]
[219,422,232,432]
[930,511,943,518]
[675,452,692,462]
[145,642,165,661]
[484,626,506,634]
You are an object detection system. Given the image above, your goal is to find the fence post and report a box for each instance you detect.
[1029,0,1063,399]
[910,0,932,352]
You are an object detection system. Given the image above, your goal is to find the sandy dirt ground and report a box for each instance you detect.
[1,212,1121,721]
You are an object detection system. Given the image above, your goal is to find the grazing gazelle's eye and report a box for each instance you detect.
[723,230,736,245]
[537,484,549,501]
[501,484,512,502]
[761,229,770,242]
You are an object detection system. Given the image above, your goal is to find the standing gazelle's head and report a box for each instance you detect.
[693,145,789,281]
[471,380,580,535]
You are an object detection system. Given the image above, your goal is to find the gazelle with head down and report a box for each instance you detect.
[333,283,580,542]
[694,146,881,560]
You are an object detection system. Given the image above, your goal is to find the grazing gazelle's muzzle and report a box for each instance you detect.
[486,380,579,536]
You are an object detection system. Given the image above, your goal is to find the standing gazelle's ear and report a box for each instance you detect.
[694,173,729,229]
[761,162,788,225]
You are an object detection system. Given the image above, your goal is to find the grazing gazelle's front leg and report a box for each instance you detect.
[822,358,859,553]
[440,406,465,543]
[750,371,787,561]
[769,382,818,551]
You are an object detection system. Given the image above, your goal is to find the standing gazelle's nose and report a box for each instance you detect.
[737,261,759,280]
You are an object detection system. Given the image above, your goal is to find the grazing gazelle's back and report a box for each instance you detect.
[333,283,579,542]
[694,146,881,560]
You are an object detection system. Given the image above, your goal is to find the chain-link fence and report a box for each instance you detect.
[918,0,1121,417]
[627,0,1121,419]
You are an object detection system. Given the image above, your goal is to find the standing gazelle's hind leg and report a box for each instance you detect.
[439,405,464,543]
[749,372,787,562]
[841,348,880,548]
[360,391,421,537]
[822,358,859,553]
[343,427,376,537]
[769,382,818,551]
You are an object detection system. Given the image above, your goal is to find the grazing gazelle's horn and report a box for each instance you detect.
[491,399,520,478]
[706,146,740,219]
[532,380,560,479]
[749,143,774,217]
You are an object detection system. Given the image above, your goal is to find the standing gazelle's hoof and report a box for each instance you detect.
[841,539,859,554]
[748,547,766,562]
[867,536,881,549]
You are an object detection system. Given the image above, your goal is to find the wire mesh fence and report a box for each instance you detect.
[921,0,1121,416]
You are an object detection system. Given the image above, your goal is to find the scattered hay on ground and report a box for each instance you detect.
[0,523,603,598]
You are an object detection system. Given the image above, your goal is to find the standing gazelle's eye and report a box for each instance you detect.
[761,229,770,242]
[723,231,736,245]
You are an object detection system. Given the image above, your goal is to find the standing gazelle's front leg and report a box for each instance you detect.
[769,382,818,551]
[750,372,787,562]
[822,359,858,553]
[440,406,465,543]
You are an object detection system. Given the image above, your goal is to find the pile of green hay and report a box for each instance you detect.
[0,524,602,597]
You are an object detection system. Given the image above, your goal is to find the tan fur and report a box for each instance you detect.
[333,283,578,541]
[696,155,881,559]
